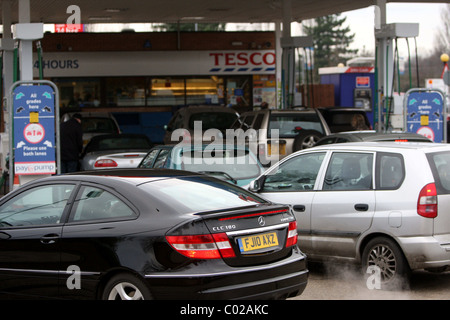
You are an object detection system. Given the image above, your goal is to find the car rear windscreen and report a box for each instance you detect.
[268,113,325,138]
[427,151,450,194]
[189,112,238,130]
[180,149,261,179]
[83,118,118,133]
[138,176,266,214]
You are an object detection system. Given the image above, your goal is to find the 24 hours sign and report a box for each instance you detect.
[13,85,56,175]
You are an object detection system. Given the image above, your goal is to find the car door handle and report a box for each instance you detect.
[354,204,369,212]
[40,234,60,244]
[293,205,306,212]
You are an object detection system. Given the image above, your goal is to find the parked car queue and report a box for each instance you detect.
[20,105,442,298]
[72,106,435,175]
[70,105,375,173]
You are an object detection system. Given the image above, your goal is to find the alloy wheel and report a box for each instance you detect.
[302,135,319,148]
[107,282,145,300]
[367,244,397,283]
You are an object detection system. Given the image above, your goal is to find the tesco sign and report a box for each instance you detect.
[210,52,276,67]
[34,50,277,77]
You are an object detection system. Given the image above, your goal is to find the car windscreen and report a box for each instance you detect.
[179,149,261,179]
[82,118,118,133]
[268,113,325,138]
[188,112,238,130]
[138,176,266,214]
[322,112,370,132]
[427,151,450,194]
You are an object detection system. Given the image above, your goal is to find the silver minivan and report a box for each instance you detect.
[249,142,450,289]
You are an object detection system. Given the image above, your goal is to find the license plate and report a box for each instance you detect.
[238,232,279,253]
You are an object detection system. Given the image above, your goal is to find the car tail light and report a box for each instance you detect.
[211,233,236,258]
[286,221,298,247]
[166,233,235,259]
[94,159,118,168]
[258,143,266,157]
[123,154,140,158]
[417,183,437,218]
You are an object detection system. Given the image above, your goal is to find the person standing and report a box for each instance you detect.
[60,113,83,173]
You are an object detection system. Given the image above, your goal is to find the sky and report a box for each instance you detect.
[227,2,447,60]
[338,2,447,58]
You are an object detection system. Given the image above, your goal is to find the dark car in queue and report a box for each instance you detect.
[0,169,308,300]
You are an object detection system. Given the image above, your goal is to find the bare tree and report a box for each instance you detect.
[434,4,450,54]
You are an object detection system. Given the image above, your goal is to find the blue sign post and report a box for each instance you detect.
[404,89,446,142]
[9,81,60,190]
[13,84,56,174]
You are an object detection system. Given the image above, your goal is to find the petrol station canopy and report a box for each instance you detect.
[0,0,444,24]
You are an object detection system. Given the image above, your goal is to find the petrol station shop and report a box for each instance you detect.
[32,31,278,143]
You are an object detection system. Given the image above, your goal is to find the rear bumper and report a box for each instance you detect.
[398,235,450,270]
[144,247,308,300]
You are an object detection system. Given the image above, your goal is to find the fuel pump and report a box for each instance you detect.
[354,87,372,111]
[374,22,419,132]
[280,36,313,109]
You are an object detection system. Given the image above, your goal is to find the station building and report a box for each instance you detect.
[35,31,277,143]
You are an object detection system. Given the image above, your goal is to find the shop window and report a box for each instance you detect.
[53,75,253,108]
[54,78,101,108]
[226,76,251,108]
[149,78,185,106]
[253,75,276,108]
[106,77,146,107]
[186,76,224,105]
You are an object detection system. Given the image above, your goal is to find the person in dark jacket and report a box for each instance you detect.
[60,113,83,173]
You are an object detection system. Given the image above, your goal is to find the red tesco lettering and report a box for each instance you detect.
[210,52,275,67]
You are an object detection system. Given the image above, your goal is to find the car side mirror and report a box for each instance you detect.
[249,176,266,192]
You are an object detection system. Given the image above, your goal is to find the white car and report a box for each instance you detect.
[80,134,153,170]
[249,142,450,289]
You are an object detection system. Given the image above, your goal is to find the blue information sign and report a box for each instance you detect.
[13,85,56,175]
[405,90,445,142]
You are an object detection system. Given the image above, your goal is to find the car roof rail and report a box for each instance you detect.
[287,105,310,110]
